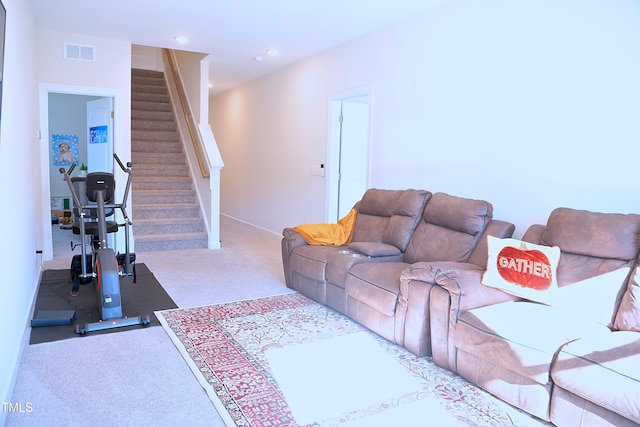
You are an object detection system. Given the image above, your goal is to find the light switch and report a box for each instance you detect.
[311,165,325,177]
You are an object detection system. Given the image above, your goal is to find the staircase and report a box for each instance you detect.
[130,68,208,251]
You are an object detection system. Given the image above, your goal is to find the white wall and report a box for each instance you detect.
[173,49,208,123]
[0,0,40,417]
[0,18,134,413]
[132,44,164,72]
[211,0,640,237]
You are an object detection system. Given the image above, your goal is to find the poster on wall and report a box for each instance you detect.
[89,125,108,144]
[52,134,79,166]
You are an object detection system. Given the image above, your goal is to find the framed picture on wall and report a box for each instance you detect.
[52,134,79,166]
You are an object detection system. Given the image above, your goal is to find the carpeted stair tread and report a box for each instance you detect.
[132,100,173,112]
[134,218,206,235]
[133,179,193,192]
[132,129,180,142]
[134,193,196,205]
[132,109,175,122]
[133,176,193,184]
[131,141,183,154]
[133,166,190,178]
[132,152,186,164]
[133,204,202,220]
[132,120,177,132]
[132,92,171,104]
[134,232,207,240]
[132,84,169,95]
[134,233,208,251]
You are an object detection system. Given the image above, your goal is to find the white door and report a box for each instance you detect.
[337,97,370,219]
[86,97,113,173]
[86,97,116,249]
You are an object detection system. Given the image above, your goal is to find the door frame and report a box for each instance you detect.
[326,86,373,222]
[39,83,124,261]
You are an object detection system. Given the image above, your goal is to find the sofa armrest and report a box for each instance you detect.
[283,227,307,248]
[397,261,482,357]
[282,228,309,287]
[401,261,518,372]
[402,261,519,315]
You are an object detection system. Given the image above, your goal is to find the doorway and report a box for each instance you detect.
[39,84,123,261]
[327,88,372,222]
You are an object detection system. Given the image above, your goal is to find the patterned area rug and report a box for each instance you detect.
[156,293,546,426]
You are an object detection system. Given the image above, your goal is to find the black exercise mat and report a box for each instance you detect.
[30,263,177,344]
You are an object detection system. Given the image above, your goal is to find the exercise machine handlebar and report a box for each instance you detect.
[113,153,133,224]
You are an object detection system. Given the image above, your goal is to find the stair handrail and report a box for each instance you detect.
[163,48,211,178]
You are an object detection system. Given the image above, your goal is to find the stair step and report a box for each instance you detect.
[132,129,180,142]
[133,177,193,191]
[133,203,202,220]
[132,120,177,132]
[133,217,205,234]
[132,100,173,112]
[134,233,209,251]
[132,92,171,104]
[132,141,182,154]
[132,110,175,122]
[132,84,169,96]
[132,152,186,165]
[133,190,197,204]
[131,75,165,86]
[132,68,165,79]
[133,165,190,178]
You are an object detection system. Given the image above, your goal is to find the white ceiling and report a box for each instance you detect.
[29,0,447,95]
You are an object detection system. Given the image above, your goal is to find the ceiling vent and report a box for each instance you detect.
[64,43,96,61]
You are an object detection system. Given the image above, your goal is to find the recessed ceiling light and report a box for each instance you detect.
[265,48,279,57]
[175,35,190,44]
[208,83,214,88]
[253,56,264,62]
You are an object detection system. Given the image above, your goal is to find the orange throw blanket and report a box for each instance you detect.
[294,209,357,246]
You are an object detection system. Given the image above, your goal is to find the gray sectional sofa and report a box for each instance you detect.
[282,190,640,426]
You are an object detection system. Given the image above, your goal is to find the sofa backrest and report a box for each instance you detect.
[351,188,431,251]
[403,192,493,264]
[525,207,640,286]
[466,219,516,268]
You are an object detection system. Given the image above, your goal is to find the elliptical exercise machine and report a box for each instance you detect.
[60,154,151,335]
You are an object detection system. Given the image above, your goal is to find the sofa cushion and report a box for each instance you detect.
[614,266,640,332]
[325,249,403,289]
[547,267,630,328]
[551,331,640,424]
[403,193,492,264]
[348,241,401,257]
[351,189,430,251]
[482,236,560,304]
[540,208,640,285]
[382,190,431,251]
[456,301,610,384]
[344,262,408,316]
